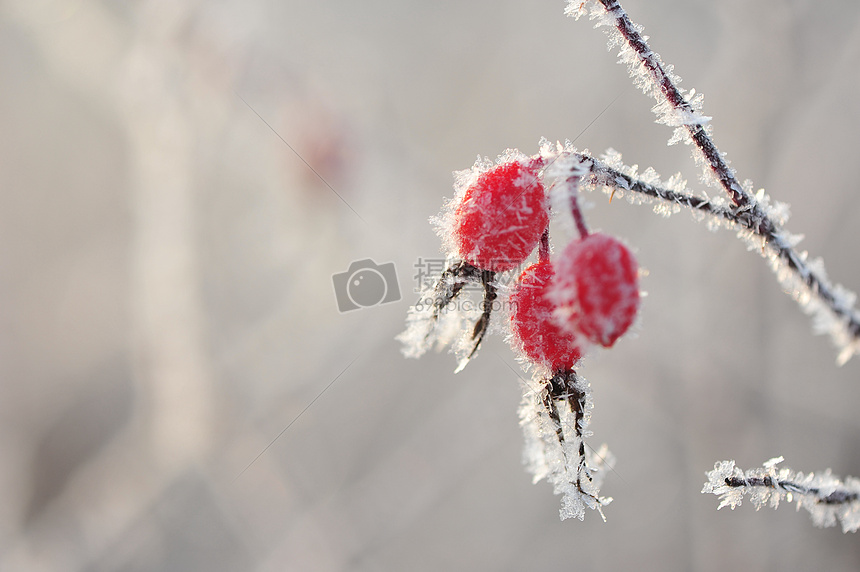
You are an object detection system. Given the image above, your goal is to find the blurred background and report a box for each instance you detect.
[2,0,860,570]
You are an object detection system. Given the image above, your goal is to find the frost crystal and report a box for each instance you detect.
[563,0,590,20]
[397,256,505,372]
[518,369,613,521]
[703,458,860,533]
[434,151,529,265]
[396,259,481,362]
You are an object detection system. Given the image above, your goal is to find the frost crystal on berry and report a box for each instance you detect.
[510,261,583,370]
[443,152,549,272]
[552,233,640,347]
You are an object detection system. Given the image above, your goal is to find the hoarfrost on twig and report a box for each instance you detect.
[518,369,614,521]
[571,0,754,211]
[703,458,860,533]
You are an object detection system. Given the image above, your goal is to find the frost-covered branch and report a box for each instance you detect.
[563,0,860,535]
[540,143,860,364]
[519,369,614,521]
[703,457,860,533]
[567,0,753,211]
[565,1,860,358]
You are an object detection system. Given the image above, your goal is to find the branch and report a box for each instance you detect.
[568,0,754,210]
[703,457,860,533]
[540,142,860,364]
[565,0,860,535]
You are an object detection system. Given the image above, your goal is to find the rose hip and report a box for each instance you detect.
[453,160,548,272]
[554,232,640,347]
[510,260,583,370]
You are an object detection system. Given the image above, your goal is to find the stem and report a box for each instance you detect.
[597,0,753,211]
[569,177,590,238]
[582,154,740,224]
[545,369,599,506]
[468,269,497,359]
[539,227,550,264]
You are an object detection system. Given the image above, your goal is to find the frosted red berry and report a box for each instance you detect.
[510,261,583,370]
[453,159,548,272]
[554,232,640,348]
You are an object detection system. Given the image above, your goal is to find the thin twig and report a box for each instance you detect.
[539,228,550,264]
[724,475,860,506]
[595,0,753,212]
[703,458,860,532]
[568,176,590,238]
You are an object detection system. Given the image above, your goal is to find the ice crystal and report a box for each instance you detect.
[703,458,860,533]
[434,151,530,264]
[396,260,480,362]
[518,370,613,521]
[558,145,860,364]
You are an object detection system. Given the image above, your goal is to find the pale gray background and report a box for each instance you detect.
[2,0,860,570]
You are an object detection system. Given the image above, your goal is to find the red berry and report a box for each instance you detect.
[453,159,548,272]
[510,261,583,370]
[553,233,640,347]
